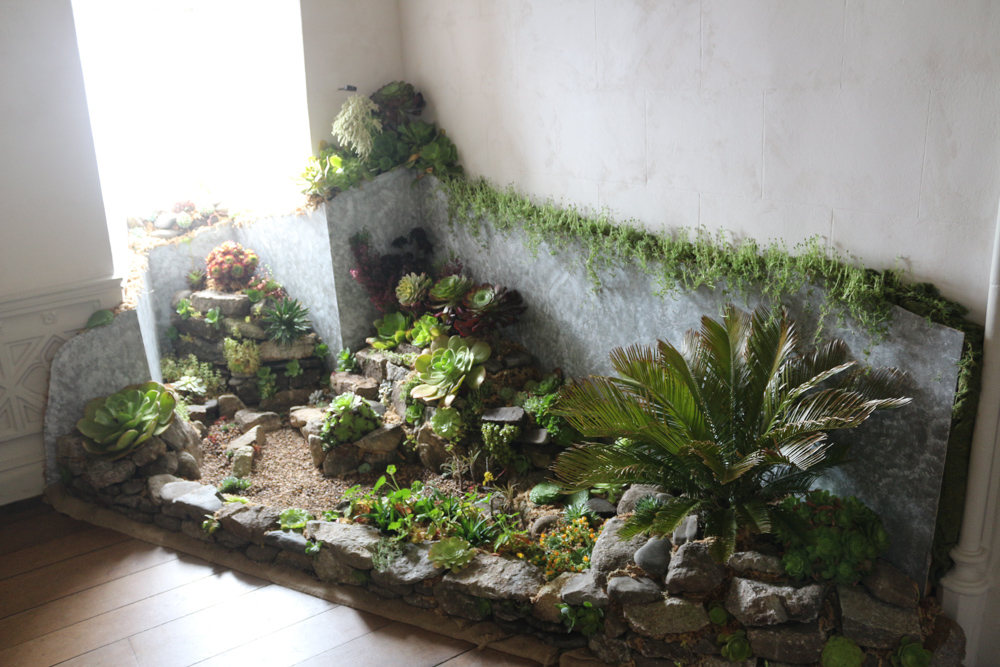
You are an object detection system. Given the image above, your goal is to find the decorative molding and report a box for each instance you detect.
[0,277,121,447]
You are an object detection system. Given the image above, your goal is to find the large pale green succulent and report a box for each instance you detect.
[411,335,491,407]
[76,382,176,461]
[428,275,473,308]
[428,536,475,573]
[366,312,410,350]
[395,273,432,307]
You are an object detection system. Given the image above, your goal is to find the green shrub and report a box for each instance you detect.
[775,490,889,585]
[551,304,910,562]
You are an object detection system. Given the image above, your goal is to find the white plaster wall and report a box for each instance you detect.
[398,0,1000,326]
[0,0,119,505]
[300,0,403,153]
[0,0,114,300]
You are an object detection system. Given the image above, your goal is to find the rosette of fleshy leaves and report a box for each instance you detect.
[319,392,380,451]
[369,81,426,131]
[75,382,176,461]
[411,335,491,407]
[452,283,527,337]
[205,241,259,292]
[774,490,889,585]
[366,312,410,350]
[428,274,474,322]
[428,536,475,573]
[395,272,432,310]
[407,313,447,348]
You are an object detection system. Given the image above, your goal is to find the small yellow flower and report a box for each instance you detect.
[482,471,495,484]
[517,552,524,558]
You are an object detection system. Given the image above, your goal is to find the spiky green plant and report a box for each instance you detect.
[262,298,312,345]
[76,382,176,461]
[551,305,911,562]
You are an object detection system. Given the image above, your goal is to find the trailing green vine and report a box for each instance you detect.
[439,174,983,585]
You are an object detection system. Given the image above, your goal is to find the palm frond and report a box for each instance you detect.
[620,496,704,539]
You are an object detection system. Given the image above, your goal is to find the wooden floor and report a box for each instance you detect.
[0,498,538,667]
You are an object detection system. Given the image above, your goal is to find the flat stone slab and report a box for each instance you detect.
[263,529,311,555]
[480,407,526,424]
[234,409,281,434]
[725,577,825,626]
[664,542,725,594]
[837,584,922,649]
[561,570,610,608]
[354,424,403,452]
[224,426,265,453]
[728,551,784,578]
[623,597,710,637]
[216,503,281,545]
[259,335,316,362]
[189,290,250,318]
[166,484,223,520]
[290,406,326,428]
[442,552,546,602]
[369,542,439,586]
[748,623,827,665]
[330,372,379,400]
[306,520,382,569]
[862,559,920,609]
[607,576,662,605]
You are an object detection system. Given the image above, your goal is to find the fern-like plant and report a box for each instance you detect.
[332,95,383,161]
[551,305,910,562]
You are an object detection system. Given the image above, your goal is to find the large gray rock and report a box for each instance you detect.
[314,547,368,586]
[322,445,362,476]
[306,520,382,569]
[224,425,264,453]
[480,406,526,424]
[664,542,725,594]
[607,576,662,605]
[433,585,492,621]
[234,409,281,433]
[140,451,178,477]
[560,569,610,608]
[290,406,326,428]
[623,597,710,637]
[416,423,450,473]
[532,572,577,624]
[728,551,784,577]
[725,578,825,626]
[837,584,922,649]
[189,290,250,318]
[263,530,311,554]
[862,559,920,609]
[370,542,438,586]
[748,623,827,664]
[148,476,190,505]
[215,503,281,545]
[165,484,223,520]
[616,485,661,515]
[354,424,403,452]
[175,451,201,480]
[259,336,316,362]
[330,371,379,400]
[130,437,167,467]
[307,434,326,467]
[671,514,699,546]
[590,517,648,585]
[231,445,255,478]
[441,552,546,602]
[588,635,631,666]
[160,418,204,464]
[217,394,246,419]
[84,458,136,489]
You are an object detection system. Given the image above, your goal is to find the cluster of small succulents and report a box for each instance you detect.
[319,392,380,451]
[205,241,259,292]
[452,284,527,337]
[775,490,890,585]
[526,516,602,580]
[480,423,521,464]
[75,382,175,460]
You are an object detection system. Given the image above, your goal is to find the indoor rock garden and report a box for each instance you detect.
[47,81,973,667]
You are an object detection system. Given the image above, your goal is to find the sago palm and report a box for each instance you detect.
[551,304,910,562]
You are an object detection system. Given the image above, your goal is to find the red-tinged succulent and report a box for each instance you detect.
[452,284,527,336]
[205,241,259,293]
[172,200,196,214]
[369,81,426,130]
[349,229,434,313]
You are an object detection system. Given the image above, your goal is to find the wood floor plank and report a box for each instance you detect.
[0,525,131,582]
[0,539,178,618]
[193,605,392,667]
[0,555,227,650]
[0,511,91,556]
[128,584,338,667]
[293,621,473,667]
[54,639,139,667]
[0,497,49,527]
[437,647,542,667]
[0,569,268,667]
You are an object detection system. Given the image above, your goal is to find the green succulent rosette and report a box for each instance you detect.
[75,381,176,461]
[411,335,490,407]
